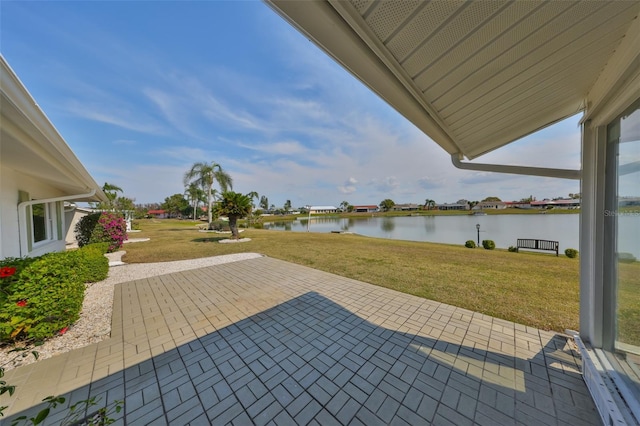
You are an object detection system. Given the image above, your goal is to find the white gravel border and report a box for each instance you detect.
[0,253,263,371]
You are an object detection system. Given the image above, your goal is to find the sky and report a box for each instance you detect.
[1,1,582,208]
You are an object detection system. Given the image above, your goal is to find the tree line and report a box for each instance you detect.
[93,169,582,233]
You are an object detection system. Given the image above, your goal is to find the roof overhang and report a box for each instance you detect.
[0,55,107,202]
[266,0,640,159]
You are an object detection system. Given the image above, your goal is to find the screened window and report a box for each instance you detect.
[605,98,640,407]
[32,203,48,243]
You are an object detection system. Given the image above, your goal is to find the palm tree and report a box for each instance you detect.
[423,199,436,210]
[246,191,259,226]
[98,182,123,211]
[259,195,269,211]
[215,191,252,239]
[184,183,206,221]
[184,162,233,227]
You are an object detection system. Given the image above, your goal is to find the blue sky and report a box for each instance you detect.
[2,1,581,208]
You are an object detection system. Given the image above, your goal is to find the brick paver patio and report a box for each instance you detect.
[1,256,600,425]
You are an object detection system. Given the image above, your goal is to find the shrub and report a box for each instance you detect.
[75,212,127,252]
[86,242,110,255]
[565,248,578,258]
[75,212,101,247]
[482,240,496,250]
[619,252,637,263]
[465,240,476,248]
[508,246,518,252]
[208,220,230,231]
[0,252,85,341]
[68,245,109,283]
[0,257,38,307]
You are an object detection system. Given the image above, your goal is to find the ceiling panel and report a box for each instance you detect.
[268,0,640,158]
[385,0,466,62]
[363,0,422,43]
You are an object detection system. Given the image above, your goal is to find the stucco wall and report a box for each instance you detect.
[0,166,68,259]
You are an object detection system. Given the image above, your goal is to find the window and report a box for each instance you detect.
[29,201,57,248]
[605,98,640,406]
[32,203,48,243]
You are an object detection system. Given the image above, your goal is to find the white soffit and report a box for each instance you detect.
[267,0,640,159]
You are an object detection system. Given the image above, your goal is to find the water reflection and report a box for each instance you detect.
[423,216,436,233]
[261,214,587,254]
[381,217,395,233]
[342,218,356,231]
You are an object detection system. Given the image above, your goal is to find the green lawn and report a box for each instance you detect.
[618,260,640,345]
[120,219,635,334]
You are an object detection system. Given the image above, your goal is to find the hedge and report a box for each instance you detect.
[0,247,108,342]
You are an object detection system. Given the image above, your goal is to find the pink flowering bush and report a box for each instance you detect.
[75,212,127,252]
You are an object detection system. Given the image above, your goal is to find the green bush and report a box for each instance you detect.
[465,240,476,248]
[68,245,109,283]
[508,246,518,252]
[75,212,127,252]
[75,212,101,247]
[618,252,636,263]
[208,220,230,231]
[86,242,110,255]
[482,240,496,250]
[565,248,578,258]
[0,252,85,341]
[0,257,38,307]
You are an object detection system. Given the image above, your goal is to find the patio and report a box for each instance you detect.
[1,256,599,425]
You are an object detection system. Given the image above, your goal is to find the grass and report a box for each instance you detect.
[618,260,640,345]
[121,219,602,333]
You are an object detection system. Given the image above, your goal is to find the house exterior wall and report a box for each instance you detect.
[473,202,506,210]
[353,205,378,213]
[437,203,468,211]
[0,165,68,258]
[64,208,94,245]
[1,56,106,261]
[309,206,338,214]
[392,204,419,211]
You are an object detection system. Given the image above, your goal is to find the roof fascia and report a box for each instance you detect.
[0,55,107,202]
[451,154,581,180]
[265,0,460,154]
[583,14,640,126]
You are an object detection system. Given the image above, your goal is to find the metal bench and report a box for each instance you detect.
[516,239,559,256]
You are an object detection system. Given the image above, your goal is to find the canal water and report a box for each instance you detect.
[263,214,640,258]
[264,214,585,252]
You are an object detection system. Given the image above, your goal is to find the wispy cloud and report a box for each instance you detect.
[459,172,509,185]
[65,100,164,134]
[237,140,309,156]
[338,177,358,194]
[156,147,210,164]
[368,176,400,193]
[418,176,445,189]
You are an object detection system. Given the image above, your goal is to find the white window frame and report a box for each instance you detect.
[30,201,57,248]
[17,190,96,257]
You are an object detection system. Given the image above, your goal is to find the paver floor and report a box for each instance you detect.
[0,256,600,425]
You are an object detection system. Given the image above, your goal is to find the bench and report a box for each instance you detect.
[517,239,559,256]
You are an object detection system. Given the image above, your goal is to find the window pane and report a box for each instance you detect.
[614,100,640,399]
[32,203,47,243]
